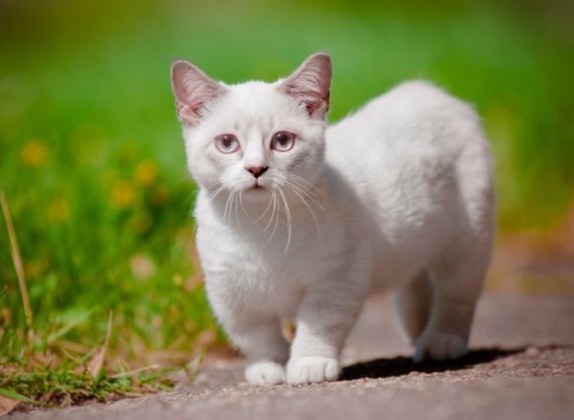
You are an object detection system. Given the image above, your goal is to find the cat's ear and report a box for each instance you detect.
[279,52,332,119]
[170,60,225,126]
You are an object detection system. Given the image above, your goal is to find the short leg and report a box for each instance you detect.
[222,313,290,385]
[393,270,433,344]
[287,274,368,384]
[414,254,488,362]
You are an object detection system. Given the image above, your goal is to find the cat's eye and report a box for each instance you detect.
[215,134,240,154]
[270,131,296,152]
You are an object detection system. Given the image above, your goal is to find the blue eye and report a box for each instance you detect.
[270,131,296,152]
[215,134,240,154]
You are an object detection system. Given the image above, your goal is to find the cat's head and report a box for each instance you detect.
[170,53,331,203]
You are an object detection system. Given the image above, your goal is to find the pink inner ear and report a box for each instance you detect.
[280,53,332,119]
[171,61,224,126]
[303,90,330,116]
[176,101,201,125]
[176,82,218,124]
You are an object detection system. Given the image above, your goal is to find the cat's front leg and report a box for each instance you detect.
[287,262,369,384]
[242,319,289,386]
[217,308,290,386]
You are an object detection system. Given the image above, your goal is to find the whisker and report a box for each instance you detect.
[290,173,326,198]
[210,185,227,202]
[274,173,326,213]
[254,191,275,224]
[223,191,234,226]
[286,178,326,213]
[239,191,249,219]
[234,191,245,236]
[286,182,322,242]
[204,179,222,189]
[202,179,227,202]
[264,191,277,231]
[277,187,292,254]
[266,192,280,245]
[288,176,326,209]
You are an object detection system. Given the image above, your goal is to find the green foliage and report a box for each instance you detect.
[0,363,176,407]
[0,0,573,403]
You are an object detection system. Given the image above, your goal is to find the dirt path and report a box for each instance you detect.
[10,293,574,420]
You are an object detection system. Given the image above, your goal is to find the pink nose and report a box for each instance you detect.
[246,166,269,178]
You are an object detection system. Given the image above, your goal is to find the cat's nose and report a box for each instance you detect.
[246,165,269,178]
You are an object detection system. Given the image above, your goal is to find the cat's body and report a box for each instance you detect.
[171,53,494,386]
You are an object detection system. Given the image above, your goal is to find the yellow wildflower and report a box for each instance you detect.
[134,160,159,186]
[21,140,48,167]
[111,181,136,208]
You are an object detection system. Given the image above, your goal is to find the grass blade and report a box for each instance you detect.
[0,388,38,404]
[87,311,113,379]
[0,191,34,337]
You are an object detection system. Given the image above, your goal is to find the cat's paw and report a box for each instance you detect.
[414,332,468,363]
[287,356,340,385]
[245,361,286,386]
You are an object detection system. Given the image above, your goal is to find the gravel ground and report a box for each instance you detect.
[10,293,574,420]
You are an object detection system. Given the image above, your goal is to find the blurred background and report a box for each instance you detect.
[1,0,573,365]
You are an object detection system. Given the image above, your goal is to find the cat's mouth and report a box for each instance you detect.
[249,183,265,191]
[245,178,267,192]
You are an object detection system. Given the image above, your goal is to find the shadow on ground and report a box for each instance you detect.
[340,346,565,380]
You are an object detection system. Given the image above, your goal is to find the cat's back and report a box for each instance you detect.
[326,80,481,162]
[324,80,493,285]
[325,80,490,193]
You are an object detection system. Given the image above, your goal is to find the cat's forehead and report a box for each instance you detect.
[209,81,298,127]
[225,81,285,110]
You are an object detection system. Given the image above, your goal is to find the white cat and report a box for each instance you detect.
[170,52,495,386]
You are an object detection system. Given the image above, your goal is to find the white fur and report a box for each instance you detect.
[171,53,495,386]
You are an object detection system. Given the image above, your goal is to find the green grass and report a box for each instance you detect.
[1,363,177,408]
[1,0,573,406]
